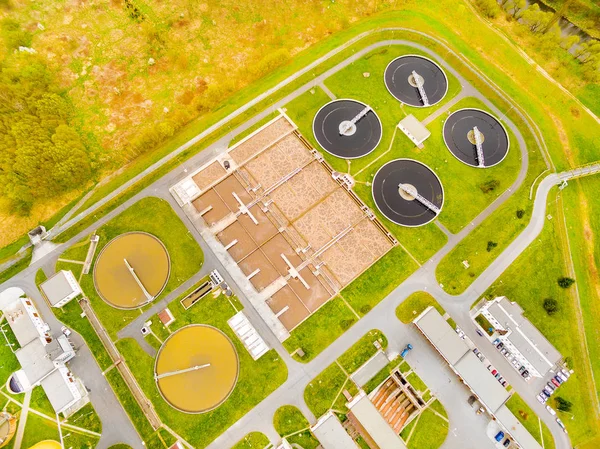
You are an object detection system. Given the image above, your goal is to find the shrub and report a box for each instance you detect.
[340,319,354,330]
[487,241,498,252]
[557,277,575,288]
[360,305,372,315]
[543,298,559,316]
[474,0,502,18]
[480,179,500,194]
[555,396,572,412]
[516,209,525,219]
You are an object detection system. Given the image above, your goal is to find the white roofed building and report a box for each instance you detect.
[40,270,82,308]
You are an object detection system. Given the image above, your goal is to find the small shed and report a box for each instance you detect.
[398,115,430,147]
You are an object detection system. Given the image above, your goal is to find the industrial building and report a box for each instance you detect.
[40,270,82,308]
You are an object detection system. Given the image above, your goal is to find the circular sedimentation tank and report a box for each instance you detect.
[313,99,382,159]
[372,159,444,227]
[384,55,448,107]
[94,232,170,309]
[443,108,510,168]
[155,325,239,414]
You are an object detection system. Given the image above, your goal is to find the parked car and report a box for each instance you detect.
[503,438,511,447]
[495,373,501,379]
[400,344,413,358]
[546,405,556,416]
[495,431,505,442]
[521,370,529,378]
[551,378,561,388]
[497,376,503,383]
[500,348,508,356]
[476,329,484,337]
[541,390,550,399]
[497,342,504,349]
[492,369,498,375]
[546,382,556,392]
[519,366,526,373]
[477,353,485,362]
[473,348,480,355]
[554,375,564,385]
[558,372,569,382]
[487,365,493,371]
[556,418,568,433]
[543,387,553,396]
[561,368,571,378]
[501,380,508,387]
[537,394,547,404]
[493,338,501,345]
[61,326,72,337]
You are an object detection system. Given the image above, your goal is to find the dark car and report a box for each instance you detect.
[497,342,504,349]
[541,390,550,399]
[519,366,526,373]
[503,438,511,447]
[521,370,529,378]
[476,329,484,337]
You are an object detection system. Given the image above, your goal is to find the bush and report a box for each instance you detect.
[479,179,500,194]
[543,298,559,316]
[340,319,354,330]
[474,0,502,18]
[487,241,498,252]
[360,305,372,315]
[516,209,525,219]
[555,396,572,412]
[557,277,575,288]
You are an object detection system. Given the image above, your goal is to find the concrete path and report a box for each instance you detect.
[12,390,31,449]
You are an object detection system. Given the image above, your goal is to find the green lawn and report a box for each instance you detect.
[30,387,55,417]
[53,300,113,371]
[304,363,349,419]
[506,394,556,449]
[396,292,445,324]
[341,246,419,316]
[60,197,203,339]
[337,330,388,374]
[115,287,288,449]
[59,239,91,262]
[283,296,357,363]
[0,336,20,385]
[35,269,48,286]
[55,260,84,281]
[480,192,595,445]
[0,249,32,284]
[363,357,405,394]
[230,432,270,449]
[561,175,600,449]
[64,403,103,434]
[406,372,428,394]
[403,408,448,449]
[273,405,310,437]
[286,431,321,449]
[20,414,60,449]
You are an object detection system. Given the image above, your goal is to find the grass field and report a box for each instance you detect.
[480,191,598,445]
[230,432,270,449]
[506,394,556,449]
[273,405,310,437]
[396,292,445,324]
[56,196,202,339]
[115,283,287,448]
[401,407,448,449]
[304,330,389,418]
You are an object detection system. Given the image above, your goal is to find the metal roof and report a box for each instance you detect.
[15,339,55,384]
[41,369,77,413]
[351,351,390,388]
[398,115,431,144]
[311,411,359,449]
[40,271,81,306]
[454,351,511,413]
[347,394,407,449]
[414,307,469,365]
[496,405,543,449]
[487,298,561,376]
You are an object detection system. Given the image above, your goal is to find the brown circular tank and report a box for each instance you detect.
[94,232,170,309]
[154,325,239,413]
[0,412,17,448]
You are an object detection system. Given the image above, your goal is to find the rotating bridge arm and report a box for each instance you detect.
[411,70,430,106]
[398,183,440,215]
[473,126,485,167]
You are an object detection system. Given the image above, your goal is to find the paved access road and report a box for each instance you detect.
[1,30,591,449]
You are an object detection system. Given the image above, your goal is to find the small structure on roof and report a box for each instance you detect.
[40,270,82,308]
[158,308,175,327]
[397,115,430,148]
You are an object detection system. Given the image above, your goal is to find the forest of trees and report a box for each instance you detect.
[0,53,93,213]
[474,0,600,83]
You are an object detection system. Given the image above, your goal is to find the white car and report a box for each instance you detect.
[546,405,556,416]
[61,326,72,337]
[536,394,546,404]
[556,418,568,433]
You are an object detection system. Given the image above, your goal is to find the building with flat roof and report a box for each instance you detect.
[398,115,431,147]
[414,307,542,449]
[1,290,85,415]
[478,297,562,378]
[311,411,360,449]
[40,270,82,308]
[347,392,408,449]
